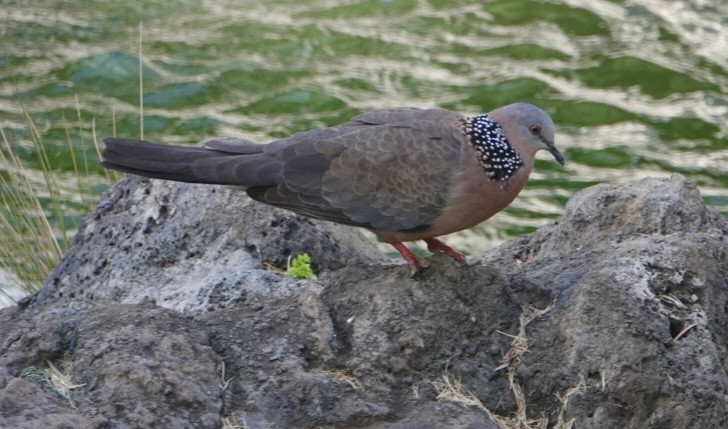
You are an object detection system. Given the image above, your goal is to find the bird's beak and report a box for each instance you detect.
[544,140,565,166]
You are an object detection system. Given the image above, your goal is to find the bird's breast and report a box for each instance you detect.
[372,150,531,243]
[437,160,530,233]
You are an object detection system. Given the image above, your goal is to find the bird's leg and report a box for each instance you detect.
[424,238,466,264]
[390,242,428,274]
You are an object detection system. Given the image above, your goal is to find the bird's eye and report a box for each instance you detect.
[529,124,542,136]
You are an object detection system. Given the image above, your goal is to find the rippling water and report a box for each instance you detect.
[1,0,727,257]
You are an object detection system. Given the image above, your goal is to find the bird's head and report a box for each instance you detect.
[489,103,564,166]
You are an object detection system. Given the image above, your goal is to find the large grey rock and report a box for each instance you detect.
[1,174,726,428]
[35,176,385,313]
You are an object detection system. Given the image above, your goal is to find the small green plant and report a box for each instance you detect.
[285,253,317,280]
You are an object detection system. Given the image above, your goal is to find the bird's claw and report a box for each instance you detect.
[392,239,465,276]
[424,238,467,264]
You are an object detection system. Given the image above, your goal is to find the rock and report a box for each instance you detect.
[1,174,727,428]
[34,176,385,313]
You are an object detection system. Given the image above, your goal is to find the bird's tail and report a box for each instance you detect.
[101,138,277,186]
[102,138,231,183]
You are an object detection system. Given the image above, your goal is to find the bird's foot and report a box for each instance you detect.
[391,239,465,276]
[424,238,466,264]
[390,242,424,276]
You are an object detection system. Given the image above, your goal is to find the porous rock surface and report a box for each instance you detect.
[0,174,726,428]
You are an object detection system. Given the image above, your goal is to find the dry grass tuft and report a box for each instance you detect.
[263,261,285,273]
[314,368,364,391]
[21,359,85,408]
[222,414,248,429]
[45,359,86,404]
[431,301,593,429]
[219,361,233,390]
[432,371,507,427]
[1,102,119,296]
[672,323,698,341]
[0,126,66,291]
[553,376,586,429]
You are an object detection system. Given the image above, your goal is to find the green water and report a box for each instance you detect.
[1,0,727,258]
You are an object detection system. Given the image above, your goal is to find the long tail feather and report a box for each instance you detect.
[101,138,280,186]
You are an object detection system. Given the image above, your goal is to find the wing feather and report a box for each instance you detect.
[249,108,467,231]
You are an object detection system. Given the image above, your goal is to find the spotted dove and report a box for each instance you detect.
[101,103,564,272]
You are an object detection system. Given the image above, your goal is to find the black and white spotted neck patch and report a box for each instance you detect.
[461,115,524,186]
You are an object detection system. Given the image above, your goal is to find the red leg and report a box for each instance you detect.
[390,242,424,274]
[424,238,466,264]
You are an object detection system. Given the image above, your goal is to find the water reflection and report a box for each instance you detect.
[0,0,726,257]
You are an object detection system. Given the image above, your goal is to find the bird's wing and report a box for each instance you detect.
[249,108,468,231]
